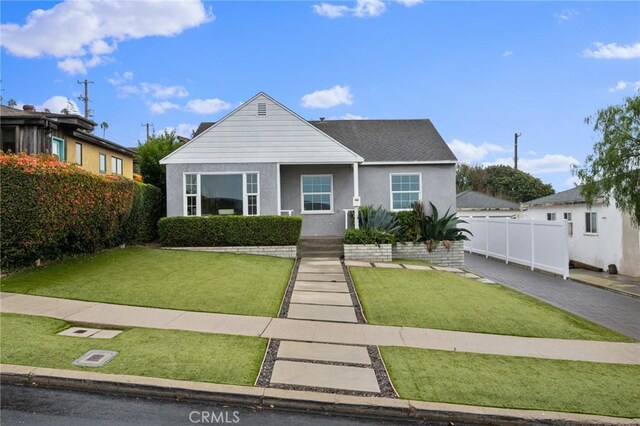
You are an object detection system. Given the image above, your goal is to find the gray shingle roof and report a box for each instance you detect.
[193,118,457,162]
[310,119,457,162]
[523,186,585,207]
[456,191,520,210]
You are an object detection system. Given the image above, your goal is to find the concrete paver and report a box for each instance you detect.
[402,264,433,271]
[299,260,342,267]
[344,261,372,268]
[57,327,101,337]
[372,263,403,269]
[277,341,371,365]
[270,360,380,393]
[296,273,346,283]
[298,265,344,274]
[432,266,463,273]
[287,304,358,323]
[465,253,640,340]
[290,291,353,307]
[293,281,349,293]
[89,330,123,339]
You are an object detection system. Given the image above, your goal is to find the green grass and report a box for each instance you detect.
[1,248,293,317]
[381,346,640,418]
[350,267,633,341]
[0,313,266,385]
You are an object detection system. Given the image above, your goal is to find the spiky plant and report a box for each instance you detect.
[358,205,401,234]
[419,202,472,252]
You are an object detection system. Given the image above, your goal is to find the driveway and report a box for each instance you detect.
[464,253,640,340]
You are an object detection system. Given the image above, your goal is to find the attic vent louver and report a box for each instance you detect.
[257,102,267,116]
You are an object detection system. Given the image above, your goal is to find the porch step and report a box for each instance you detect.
[298,238,344,258]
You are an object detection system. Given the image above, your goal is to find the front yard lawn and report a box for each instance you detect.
[1,313,266,386]
[1,248,293,317]
[381,346,640,418]
[350,268,633,341]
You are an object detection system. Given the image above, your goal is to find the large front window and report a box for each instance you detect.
[390,174,421,210]
[184,172,259,216]
[301,175,333,213]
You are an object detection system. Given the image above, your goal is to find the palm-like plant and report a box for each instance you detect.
[416,202,472,252]
[358,205,401,234]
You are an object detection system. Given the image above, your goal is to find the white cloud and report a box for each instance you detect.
[0,0,213,74]
[338,113,366,119]
[107,71,134,86]
[56,57,87,75]
[301,85,353,109]
[448,139,505,163]
[185,98,232,114]
[115,81,188,99]
[608,80,640,92]
[583,42,640,60]
[563,175,581,189]
[486,154,579,174]
[313,3,350,18]
[553,9,579,22]
[148,101,179,115]
[314,0,418,18]
[38,96,79,114]
[164,123,197,138]
[502,50,513,57]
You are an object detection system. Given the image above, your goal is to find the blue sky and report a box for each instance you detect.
[1,0,639,191]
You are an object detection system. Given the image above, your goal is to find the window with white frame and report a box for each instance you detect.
[111,157,123,175]
[75,143,82,165]
[547,213,556,221]
[563,212,572,221]
[390,174,421,210]
[301,175,332,213]
[564,212,573,236]
[184,172,259,216]
[585,211,597,234]
[99,153,107,173]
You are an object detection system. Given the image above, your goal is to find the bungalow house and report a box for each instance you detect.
[0,105,135,178]
[456,190,521,218]
[521,187,640,277]
[160,92,458,237]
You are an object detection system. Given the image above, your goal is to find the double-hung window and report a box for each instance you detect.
[585,212,597,234]
[301,175,332,213]
[390,174,421,210]
[99,153,107,173]
[75,143,82,165]
[184,172,259,216]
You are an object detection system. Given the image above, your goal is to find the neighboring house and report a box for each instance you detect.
[1,105,135,178]
[456,190,520,218]
[160,92,458,237]
[521,186,640,277]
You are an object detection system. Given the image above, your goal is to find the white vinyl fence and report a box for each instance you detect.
[460,217,569,279]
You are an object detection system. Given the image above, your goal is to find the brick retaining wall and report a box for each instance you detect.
[164,246,297,259]
[392,241,464,267]
[344,244,392,262]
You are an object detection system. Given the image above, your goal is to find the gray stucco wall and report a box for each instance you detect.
[358,164,457,215]
[280,164,354,237]
[166,163,279,217]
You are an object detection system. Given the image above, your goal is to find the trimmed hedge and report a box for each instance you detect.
[0,154,163,270]
[344,228,396,245]
[158,216,302,247]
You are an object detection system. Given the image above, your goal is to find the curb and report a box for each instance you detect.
[567,277,640,300]
[2,364,637,425]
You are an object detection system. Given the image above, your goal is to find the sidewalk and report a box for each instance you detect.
[1,292,638,365]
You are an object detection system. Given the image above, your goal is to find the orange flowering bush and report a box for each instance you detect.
[0,153,162,269]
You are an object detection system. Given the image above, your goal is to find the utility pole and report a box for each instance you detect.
[77,79,94,118]
[514,132,521,170]
[141,123,153,142]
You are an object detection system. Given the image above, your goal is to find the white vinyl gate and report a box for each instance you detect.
[460,217,569,279]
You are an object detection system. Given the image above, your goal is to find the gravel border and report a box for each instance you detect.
[340,259,367,324]
[277,258,301,318]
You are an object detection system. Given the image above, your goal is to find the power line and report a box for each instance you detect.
[141,123,153,142]
[77,79,95,119]
[514,132,522,170]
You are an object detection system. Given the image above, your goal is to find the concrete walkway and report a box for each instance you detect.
[569,269,640,298]
[2,292,638,365]
[464,253,640,340]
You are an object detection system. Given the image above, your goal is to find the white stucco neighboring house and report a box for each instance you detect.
[160,92,458,238]
[520,186,640,277]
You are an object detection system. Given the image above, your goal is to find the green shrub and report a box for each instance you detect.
[0,153,163,269]
[344,228,395,245]
[358,205,401,234]
[158,216,302,247]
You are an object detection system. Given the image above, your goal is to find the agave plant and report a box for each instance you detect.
[417,202,472,252]
[358,205,401,235]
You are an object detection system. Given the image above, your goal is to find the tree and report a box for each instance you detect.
[455,164,554,203]
[137,130,184,198]
[100,121,109,138]
[574,93,640,226]
[7,99,17,108]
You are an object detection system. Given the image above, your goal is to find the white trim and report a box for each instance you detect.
[353,162,360,229]
[276,163,281,215]
[182,171,260,217]
[300,174,334,214]
[160,92,363,164]
[389,172,422,211]
[361,160,457,166]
